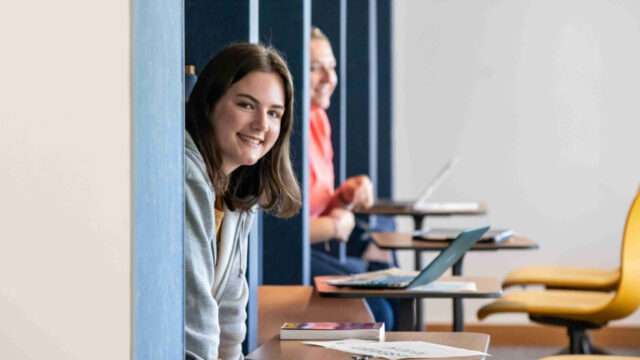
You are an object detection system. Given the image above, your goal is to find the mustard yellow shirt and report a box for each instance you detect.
[214,196,224,242]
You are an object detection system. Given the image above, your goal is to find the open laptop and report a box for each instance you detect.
[329,226,489,289]
[364,158,482,214]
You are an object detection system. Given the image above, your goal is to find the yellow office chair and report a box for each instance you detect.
[478,191,640,354]
[502,266,620,291]
[257,285,374,346]
[539,357,640,360]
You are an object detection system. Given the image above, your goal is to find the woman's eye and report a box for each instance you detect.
[238,102,253,110]
[268,110,282,119]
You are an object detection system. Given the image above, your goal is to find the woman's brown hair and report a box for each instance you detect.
[186,43,301,218]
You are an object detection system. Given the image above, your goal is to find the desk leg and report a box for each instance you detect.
[398,298,417,331]
[414,251,425,332]
[411,214,426,230]
[412,217,426,332]
[452,256,464,332]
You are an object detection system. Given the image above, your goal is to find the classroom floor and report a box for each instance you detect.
[489,346,640,360]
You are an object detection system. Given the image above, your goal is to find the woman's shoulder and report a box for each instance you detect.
[185,132,211,187]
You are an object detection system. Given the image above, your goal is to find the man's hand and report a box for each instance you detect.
[337,175,374,210]
[328,208,355,242]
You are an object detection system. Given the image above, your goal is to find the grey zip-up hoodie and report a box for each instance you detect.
[185,132,254,360]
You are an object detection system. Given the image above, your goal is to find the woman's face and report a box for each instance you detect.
[310,39,337,109]
[211,71,285,175]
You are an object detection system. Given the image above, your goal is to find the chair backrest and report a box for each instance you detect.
[185,65,197,99]
[258,285,374,346]
[591,190,640,323]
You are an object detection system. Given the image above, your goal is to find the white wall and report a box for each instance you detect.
[0,1,131,358]
[394,0,640,326]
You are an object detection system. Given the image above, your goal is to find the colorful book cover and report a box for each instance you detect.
[281,322,383,330]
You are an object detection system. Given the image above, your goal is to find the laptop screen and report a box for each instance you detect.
[407,226,489,289]
[411,157,459,208]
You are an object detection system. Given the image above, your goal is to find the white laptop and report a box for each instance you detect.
[369,157,482,213]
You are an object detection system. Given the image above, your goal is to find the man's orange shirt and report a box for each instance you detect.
[309,105,335,217]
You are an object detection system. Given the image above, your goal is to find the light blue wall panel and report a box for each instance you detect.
[133,0,184,358]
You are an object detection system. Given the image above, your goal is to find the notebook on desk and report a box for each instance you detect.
[328,226,489,289]
[371,158,481,212]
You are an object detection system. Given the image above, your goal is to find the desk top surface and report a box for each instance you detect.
[314,276,501,299]
[354,201,487,216]
[246,332,490,360]
[372,233,539,251]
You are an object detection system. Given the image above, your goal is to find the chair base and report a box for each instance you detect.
[530,315,607,354]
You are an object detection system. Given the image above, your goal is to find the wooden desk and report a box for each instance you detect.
[372,232,538,332]
[356,201,487,229]
[314,276,501,332]
[373,233,538,252]
[247,332,490,360]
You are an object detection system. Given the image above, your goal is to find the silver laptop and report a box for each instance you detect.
[370,157,480,212]
[330,226,489,289]
[411,157,459,209]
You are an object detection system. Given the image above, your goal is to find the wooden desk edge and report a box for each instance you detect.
[354,202,487,215]
[371,233,539,251]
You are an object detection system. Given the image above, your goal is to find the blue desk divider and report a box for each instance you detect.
[246,0,260,353]
[133,0,184,358]
[373,0,397,238]
[345,0,377,247]
[260,0,311,286]
[377,0,394,201]
[346,0,374,187]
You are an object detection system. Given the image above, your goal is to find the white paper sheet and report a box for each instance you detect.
[304,339,490,359]
[409,281,477,292]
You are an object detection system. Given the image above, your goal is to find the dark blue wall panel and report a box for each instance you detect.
[133,0,184,358]
[185,0,250,74]
[312,0,343,187]
[377,0,393,199]
[346,0,371,180]
[261,0,311,285]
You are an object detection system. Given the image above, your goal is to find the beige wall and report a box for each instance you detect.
[394,0,640,326]
[0,1,131,358]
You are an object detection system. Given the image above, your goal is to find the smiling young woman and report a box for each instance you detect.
[184,43,301,360]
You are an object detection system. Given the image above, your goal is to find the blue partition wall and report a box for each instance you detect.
[133,0,184,358]
[346,0,374,184]
[377,0,393,200]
